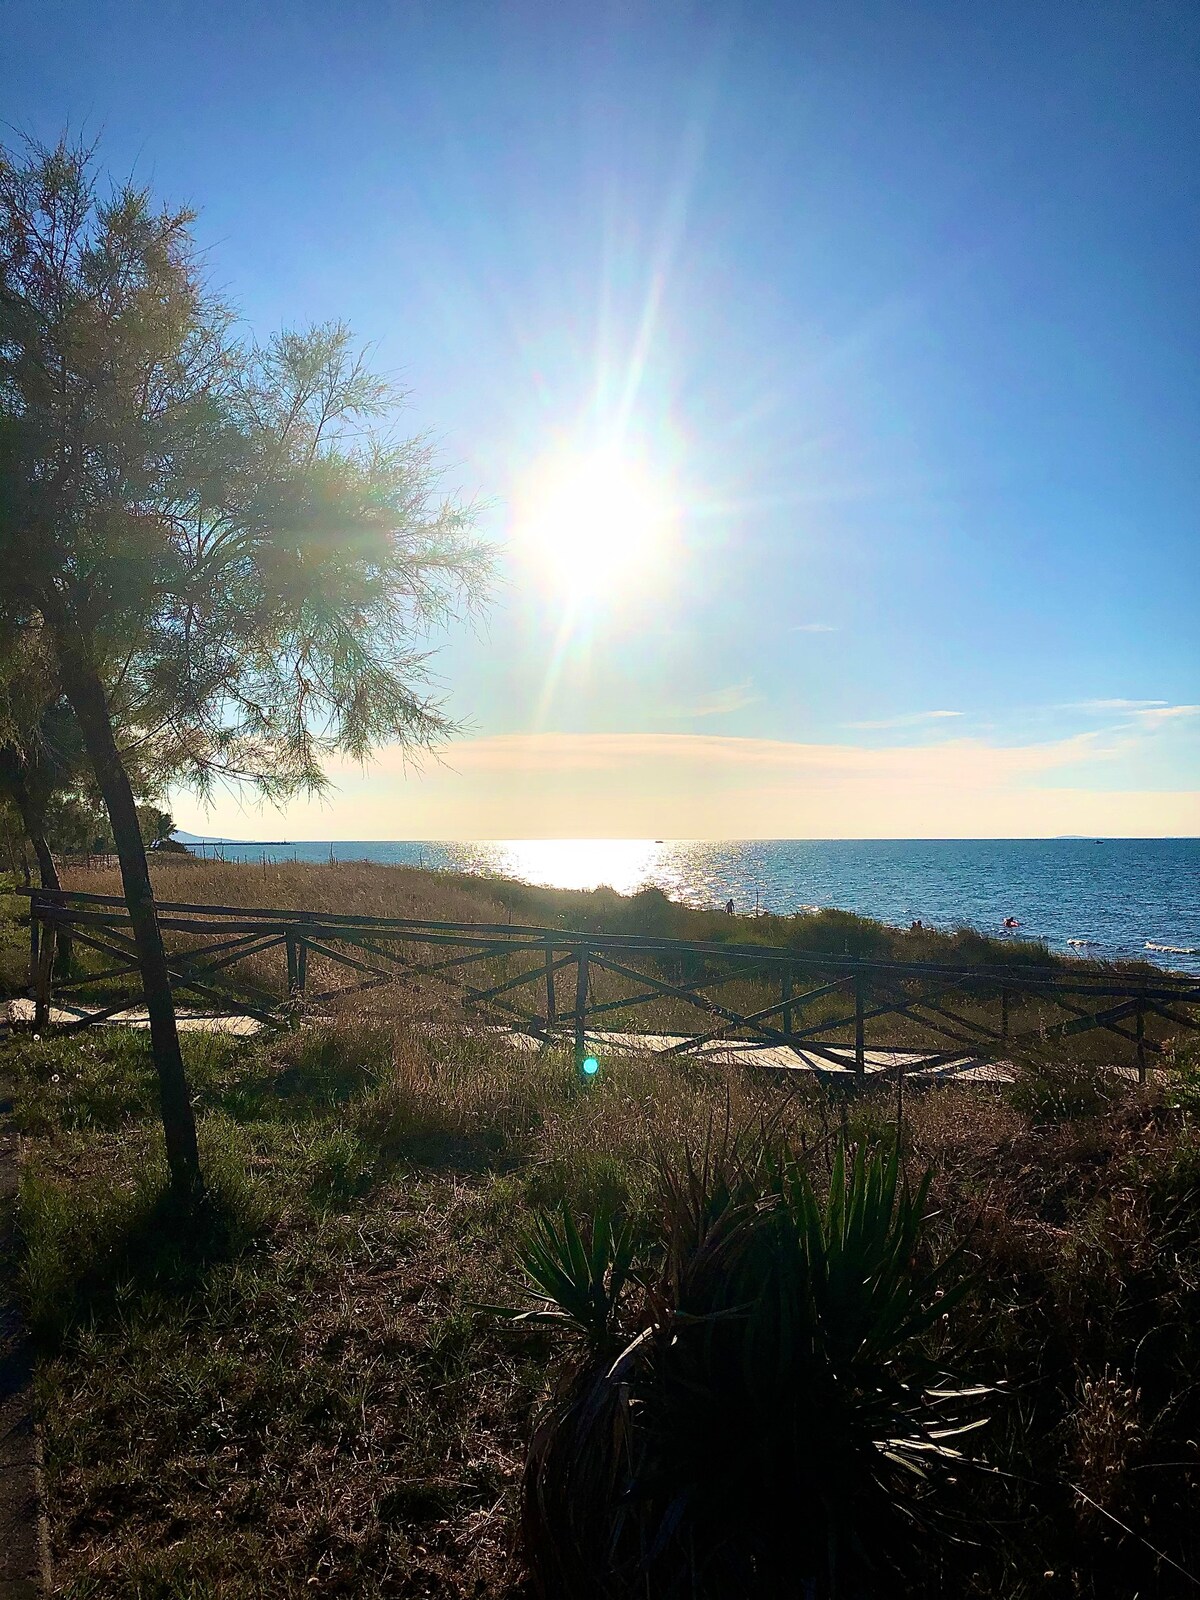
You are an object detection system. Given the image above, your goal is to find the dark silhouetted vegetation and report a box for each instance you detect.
[506,1140,985,1599]
[5,1013,1199,1596]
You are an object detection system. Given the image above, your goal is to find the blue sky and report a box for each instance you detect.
[6,0,1198,836]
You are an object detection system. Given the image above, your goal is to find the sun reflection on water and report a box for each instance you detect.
[485,838,668,895]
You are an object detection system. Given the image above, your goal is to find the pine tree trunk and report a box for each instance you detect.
[0,749,71,970]
[49,623,203,1196]
[25,816,71,976]
[3,766,56,890]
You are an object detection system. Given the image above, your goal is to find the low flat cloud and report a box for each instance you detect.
[1135,704,1200,728]
[175,722,1197,841]
[792,622,838,633]
[846,709,962,731]
[1064,698,1168,713]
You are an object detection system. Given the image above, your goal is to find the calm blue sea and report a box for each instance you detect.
[178,836,1200,975]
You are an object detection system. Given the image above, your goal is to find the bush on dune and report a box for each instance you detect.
[62,856,1114,973]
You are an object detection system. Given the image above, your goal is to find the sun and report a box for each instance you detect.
[515,445,676,599]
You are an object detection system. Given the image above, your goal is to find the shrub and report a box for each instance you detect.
[0,877,28,997]
[502,1135,985,1599]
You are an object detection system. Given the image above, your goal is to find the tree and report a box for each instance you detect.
[0,137,490,1195]
[0,630,94,972]
[138,805,177,849]
[0,726,70,898]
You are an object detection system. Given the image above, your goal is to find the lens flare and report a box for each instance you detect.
[581,1055,601,1077]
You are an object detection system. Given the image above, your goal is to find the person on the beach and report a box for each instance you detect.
[725,898,735,915]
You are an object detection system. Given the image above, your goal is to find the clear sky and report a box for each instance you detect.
[6,0,1199,838]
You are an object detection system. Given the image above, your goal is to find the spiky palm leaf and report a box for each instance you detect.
[488,1200,638,1353]
[505,1137,987,1600]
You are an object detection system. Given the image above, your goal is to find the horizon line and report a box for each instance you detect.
[173,833,1200,845]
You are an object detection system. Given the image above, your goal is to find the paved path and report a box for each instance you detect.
[506,1027,1015,1082]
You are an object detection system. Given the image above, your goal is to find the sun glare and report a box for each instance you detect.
[516,446,675,598]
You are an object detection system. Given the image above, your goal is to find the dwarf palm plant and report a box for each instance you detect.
[505,1135,985,1600]
[491,1200,639,1353]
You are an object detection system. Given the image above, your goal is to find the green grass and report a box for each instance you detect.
[0,871,30,997]
[6,1019,1200,1596]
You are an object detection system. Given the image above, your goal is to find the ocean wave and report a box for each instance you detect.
[1145,941,1200,956]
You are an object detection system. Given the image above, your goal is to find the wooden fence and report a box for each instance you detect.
[17,888,1200,1081]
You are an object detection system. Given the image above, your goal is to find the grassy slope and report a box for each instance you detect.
[7,1016,1200,1598]
[63,855,1083,969]
[0,873,29,997]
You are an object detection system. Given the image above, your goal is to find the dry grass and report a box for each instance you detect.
[12,1020,833,1598]
[64,856,514,925]
[7,1013,1200,1597]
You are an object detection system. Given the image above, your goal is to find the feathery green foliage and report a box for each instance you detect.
[0,134,491,1190]
[0,135,492,800]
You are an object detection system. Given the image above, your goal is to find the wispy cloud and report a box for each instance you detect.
[792,622,838,633]
[846,709,962,731]
[374,726,1106,778]
[673,680,759,719]
[1135,704,1200,728]
[1064,698,1168,713]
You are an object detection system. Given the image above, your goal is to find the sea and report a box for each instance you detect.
[178,836,1200,976]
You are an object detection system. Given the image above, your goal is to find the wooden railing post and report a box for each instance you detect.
[854,969,866,1082]
[545,940,557,1034]
[28,893,40,998]
[1136,997,1147,1085]
[782,967,793,1043]
[895,1054,907,1143]
[34,910,54,1032]
[1001,987,1010,1043]
[575,944,589,1063]
[285,922,309,1025]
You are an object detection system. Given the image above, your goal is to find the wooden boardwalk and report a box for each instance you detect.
[4,999,1015,1082]
[12,888,1200,1082]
